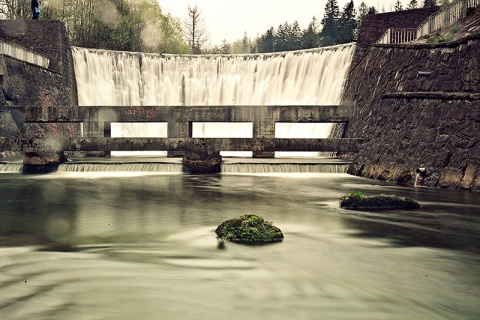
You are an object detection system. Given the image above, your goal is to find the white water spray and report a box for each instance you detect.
[72,44,355,107]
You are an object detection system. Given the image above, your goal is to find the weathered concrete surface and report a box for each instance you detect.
[54,137,362,153]
[343,33,480,190]
[0,20,79,158]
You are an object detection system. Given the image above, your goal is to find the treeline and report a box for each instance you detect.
[227,0,446,54]
[0,0,190,54]
[0,0,451,55]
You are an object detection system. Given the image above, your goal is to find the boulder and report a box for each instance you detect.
[215,214,284,244]
[339,191,421,210]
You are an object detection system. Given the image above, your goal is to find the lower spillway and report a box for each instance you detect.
[56,157,349,174]
[0,158,350,174]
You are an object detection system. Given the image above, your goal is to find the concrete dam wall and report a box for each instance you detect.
[0,12,479,188]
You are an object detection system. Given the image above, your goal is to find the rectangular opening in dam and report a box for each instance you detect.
[111,122,168,157]
[192,122,253,157]
[275,122,334,157]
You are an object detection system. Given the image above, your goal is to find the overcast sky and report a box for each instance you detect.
[158,0,403,46]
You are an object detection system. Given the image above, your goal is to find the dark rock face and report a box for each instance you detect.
[215,214,284,244]
[343,31,480,190]
[339,192,421,210]
[183,151,222,174]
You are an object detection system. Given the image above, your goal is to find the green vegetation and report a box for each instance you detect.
[215,214,284,244]
[255,0,360,52]
[339,191,421,210]
[40,0,189,54]
[425,22,460,43]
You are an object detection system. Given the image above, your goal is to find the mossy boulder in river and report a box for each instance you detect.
[339,191,421,210]
[215,214,284,244]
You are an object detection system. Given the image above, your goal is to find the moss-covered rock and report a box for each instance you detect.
[215,214,284,244]
[339,191,421,210]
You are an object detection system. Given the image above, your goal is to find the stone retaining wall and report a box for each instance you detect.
[0,21,78,158]
[353,6,440,68]
[343,34,480,189]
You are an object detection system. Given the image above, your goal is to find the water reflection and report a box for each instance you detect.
[0,172,479,319]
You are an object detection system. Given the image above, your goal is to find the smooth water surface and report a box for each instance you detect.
[0,172,479,320]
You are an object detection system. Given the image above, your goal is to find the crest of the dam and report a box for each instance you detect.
[0,0,479,189]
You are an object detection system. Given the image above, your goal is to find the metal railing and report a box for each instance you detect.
[377,28,418,44]
[377,0,480,44]
[0,40,50,68]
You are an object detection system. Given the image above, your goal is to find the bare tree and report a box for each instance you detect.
[183,4,208,54]
[0,0,30,19]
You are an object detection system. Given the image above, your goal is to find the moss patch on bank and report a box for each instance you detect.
[215,214,284,244]
[339,191,421,210]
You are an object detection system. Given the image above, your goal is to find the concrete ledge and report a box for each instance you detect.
[20,105,353,123]
[59,137,363,153]
[0,40,50,68]
[382,91,480,100]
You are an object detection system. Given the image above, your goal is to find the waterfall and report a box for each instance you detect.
[71,43,355,161]
[72,43,355,107]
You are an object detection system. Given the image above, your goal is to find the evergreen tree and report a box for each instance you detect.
[407,0,419,9]
[290,21,303,50]
[220,39,231,54]
[338,0,357,43]
[395,0,404,11]
[320,0,340,46]
[241,32,251,53]
[367,6,378,14]
[274,22,290,51]
[257,27,275,53]
[357,2,369,30]
[422,0,438,7]
[302,16,320,49]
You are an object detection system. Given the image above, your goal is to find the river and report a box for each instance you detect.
[0,171,479,319]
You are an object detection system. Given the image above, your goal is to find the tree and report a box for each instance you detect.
[220,39,231,54]
[422,0,438,7]
[39,0,188,54]
[338,0,357,43]
[0,0,30,19]
[407,0,419,9]
[241,32,251,53]
[257,27,275,53]
[320,0,340,46]
[367,6,378,14]
[183,4,209,54]
[357,2,369,29]
[302,16,320,49]
[394,0,404,11]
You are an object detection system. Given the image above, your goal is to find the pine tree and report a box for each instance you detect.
[302,16,320,49]
[338,0,357,43]
[367,6,378,14]
[257,27,275,53]
[422,0,438,7]
[395,0,404,11]
[320,0,340,46]
[241,32,251,53]
[407,0,419,9]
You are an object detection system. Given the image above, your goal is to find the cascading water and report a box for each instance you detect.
[70,43,356,172]
[72,43,355,107]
